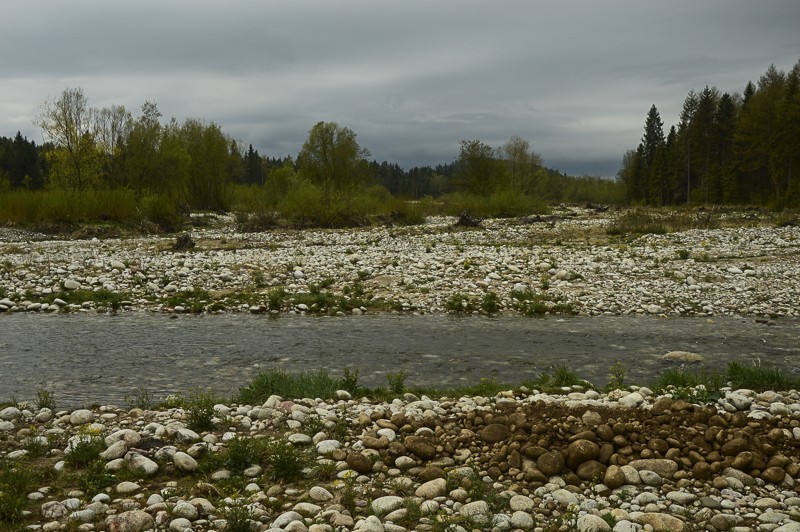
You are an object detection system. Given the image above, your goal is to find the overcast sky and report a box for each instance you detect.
[2,1,798,177]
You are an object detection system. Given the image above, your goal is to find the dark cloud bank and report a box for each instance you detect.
[2,1,798,177]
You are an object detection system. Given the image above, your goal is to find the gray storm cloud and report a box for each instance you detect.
[1,0,798,177]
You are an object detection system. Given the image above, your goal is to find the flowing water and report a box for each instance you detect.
[2,313,799,407]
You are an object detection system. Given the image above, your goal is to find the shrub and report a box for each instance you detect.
[386,371,408,395]
[534,365,584,390]
[183,389,217,432]
[220,497,254,532]
[446,293,474,313]
[78,460,116,495]
[480,292,500,314]
[35,389,56,411]
[125,385,153,410]
[266,287,286,311]
[0,461,33,525]
[266,439,307,482]
[606,361,627,390]
[139,194,184,232]
[65,433,105,468]
[339,368,361,396]
[225,436,262,473]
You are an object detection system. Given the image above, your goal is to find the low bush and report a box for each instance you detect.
[183,388,218,432]
[65,433,105,468]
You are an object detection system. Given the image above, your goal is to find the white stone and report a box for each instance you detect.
[293,502,322,517]
[308,486,334,502]
[171,500,198,520]
[126,453,158,476]
[173,452,198,472]
[552,488,580,506]
[0,406,22,421]
[315,439,341,454]
[100,440,128,460]
[415,478,447,499]
[618,392,644,408]
[169,517,192,531]
[273,511,304,529]
[511,510,535,529]
[460,500,490,524]
[509,494,535,512]
[69,409,93,425]
[577,514,611,531]
[371,495,404,516]
[116,481,141,494]
[355,515,384,532]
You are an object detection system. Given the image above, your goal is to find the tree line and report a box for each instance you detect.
[0,87,624,227]
[620,60,800,207]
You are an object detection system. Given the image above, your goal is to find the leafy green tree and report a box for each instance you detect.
[93,104,132,186]
[456,139,505,196]
[121,101,163,194]
[37,87,102,190]
[297,121,371,208]
[182,119,231,210]
[500,135,543,194]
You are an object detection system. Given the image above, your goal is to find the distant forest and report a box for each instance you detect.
[0,117,610,208]
[620,60,800,207]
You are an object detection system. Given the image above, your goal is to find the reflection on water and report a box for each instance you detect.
[1,313,798,407]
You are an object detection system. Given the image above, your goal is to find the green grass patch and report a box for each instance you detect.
[726,361,800,391]
[238,368,351,404]
[0,460,34,525]
[161,287,212,313]
[529,365,587,391]
[510,288,574,316]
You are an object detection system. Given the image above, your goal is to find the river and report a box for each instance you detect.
[2,313,798,408]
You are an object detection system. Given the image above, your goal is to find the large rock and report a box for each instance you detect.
[415,478,447,499]
[627,459,679,479]
[173,452,198,472]
[480,423,511,443]
[106,510,154,532]
[126,453,158,476]
[761,466,787,485]
[41,501,68,520]
[69,409,94,425]
[346,452,373,474]
[403,436,436,460]
[371,495,404,517]
[63,279,81,290]
[460,500,490,525]
[720,437,750,457]
[105,429,142,448]
[0,406,21,421]
[171,500,198,520]
[567,439,599,468]
[636,513,685,531]
[578,514,612,531]
[577,460,607,481]
[537,451,565,477]
[100,440,128,461]
[662,351,704,362]
[604,465,627,489]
